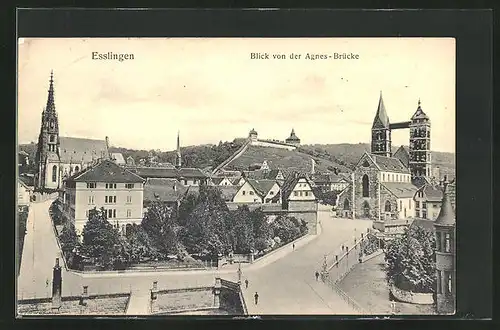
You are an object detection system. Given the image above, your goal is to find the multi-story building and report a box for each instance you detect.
[63,159,145,235]
[414,183,443,220]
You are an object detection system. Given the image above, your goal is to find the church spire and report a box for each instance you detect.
[176,130,182,168]
[46,70,56,113]
[372,91,390,129]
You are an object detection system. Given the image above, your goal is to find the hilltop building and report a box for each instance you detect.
[246,128,300,151]
[34,72,111,190]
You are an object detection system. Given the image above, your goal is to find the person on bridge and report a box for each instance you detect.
[254,292,259,305]
[315,271,320,281]
[245,279,249,289]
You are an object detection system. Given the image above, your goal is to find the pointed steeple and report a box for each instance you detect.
[435,176,455,226]
[372,91,390,129]
[46,70,56,113]
[175,130,182,168]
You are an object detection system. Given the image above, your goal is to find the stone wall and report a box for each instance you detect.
[288,200,318,234]
[390,284,434,305]
[154,287,214,314]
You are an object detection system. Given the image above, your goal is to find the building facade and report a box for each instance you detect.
[434,181,456,314]
[63,160,145,235]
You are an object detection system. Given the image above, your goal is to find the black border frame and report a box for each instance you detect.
[3,7,494,329]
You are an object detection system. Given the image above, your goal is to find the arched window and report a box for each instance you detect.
[362,174,369,197]
[52,165,57,182]
[384,200,391,212]
[75,165,79,172]
[343,199,350,210]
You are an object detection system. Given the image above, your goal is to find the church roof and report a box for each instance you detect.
[372,154,409,174]
[382,182,418,198]
[59,136,109,164]
[411,100,430,121]
[435,183,455,226]
[68,159,145,183]
[372,93,390,129]
[128,166,208,179]
[393,146,410,168]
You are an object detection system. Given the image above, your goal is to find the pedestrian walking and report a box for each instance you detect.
[293,243,295,250]
[245,279,249,289]
[254,292,259,305]
[315,271,320,281]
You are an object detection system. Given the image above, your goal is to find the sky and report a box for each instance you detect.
[18,38,455,153]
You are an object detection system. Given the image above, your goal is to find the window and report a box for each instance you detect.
[423,203,427,209]
[382,173,385,181]
[422,210,427,218]
[447,273,453,294]
[384,200,391,212]
[125,183,134,189]
[269,191,274,195]
[113,209,116,218]
[105,196,108,203]
[184,180,188,185]
[362,174,369,197]
[52,165,57,182]
[444,233,451,252]
[87,182,96,189]
[436,271,442,294]
[106,183,117,189]
[294,191,298,196]
[399,200,402,210]
[436,232,441,252]
[343,199,350,210]
[127,209,131,218]
[88,196,94,205]
[50,135,55,142]
[108,209,113,218]
[127,196,132,203]
[75,166,79,172]
[249,191,254,195]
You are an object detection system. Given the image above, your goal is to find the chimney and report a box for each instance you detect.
[51,258,62,311]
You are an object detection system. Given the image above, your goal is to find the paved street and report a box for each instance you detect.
[18,198,372,314]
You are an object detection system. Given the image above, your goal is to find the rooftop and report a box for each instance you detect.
[66,159,145,183]
[59,136,109,164]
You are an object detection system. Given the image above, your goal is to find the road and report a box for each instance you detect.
[18,198,372,314]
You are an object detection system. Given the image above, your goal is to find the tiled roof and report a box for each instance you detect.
[422,184,443,202]
[68,159,145,183]
[410,218,436,231]
[393,146,410,168]
[372,155,409,173]
[110,153,126,164]
[280,173,315,201]
[217,186,239,202]
[247,179,278,197]
[372,93,390,129]
[411,176,431,188]
[245,169,284,181]
[211,177,224,185]
[382,182,418,198]
[19,175,35,187]
[143,178,188,203]
[59,137,109,164]
[128,167,208,179]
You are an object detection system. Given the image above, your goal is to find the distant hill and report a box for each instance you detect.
[20,140,455,179]
[224,145,351,173]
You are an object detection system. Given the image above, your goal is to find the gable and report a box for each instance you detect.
[235,180,257,196]
[355,152,380,171]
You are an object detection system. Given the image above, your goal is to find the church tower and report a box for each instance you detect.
[371,92,392,157]
[175,131,182,169]
[434,176,456,314]
[409,99,432,179]
[35,71,61,189]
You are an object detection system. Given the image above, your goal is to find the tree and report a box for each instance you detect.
[141,201,179,258]
[251,208,272,241]
[271,216,301,243]
[181,185,232,257]
[59,221,79,268]
[177,193,198,227]
[385,225,436,293]
[80,207,121,270]
[229,206,255,253]
[125,224,160,263]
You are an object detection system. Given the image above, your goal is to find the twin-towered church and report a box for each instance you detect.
[337,92,442,221]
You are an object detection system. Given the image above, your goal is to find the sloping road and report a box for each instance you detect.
[18,198,371,315]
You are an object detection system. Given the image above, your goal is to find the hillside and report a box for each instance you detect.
[224,145,352,173]
[301,143,456,178]
[19,141,455,178]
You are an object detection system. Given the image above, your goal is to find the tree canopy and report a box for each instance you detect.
[385,225,436,293]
